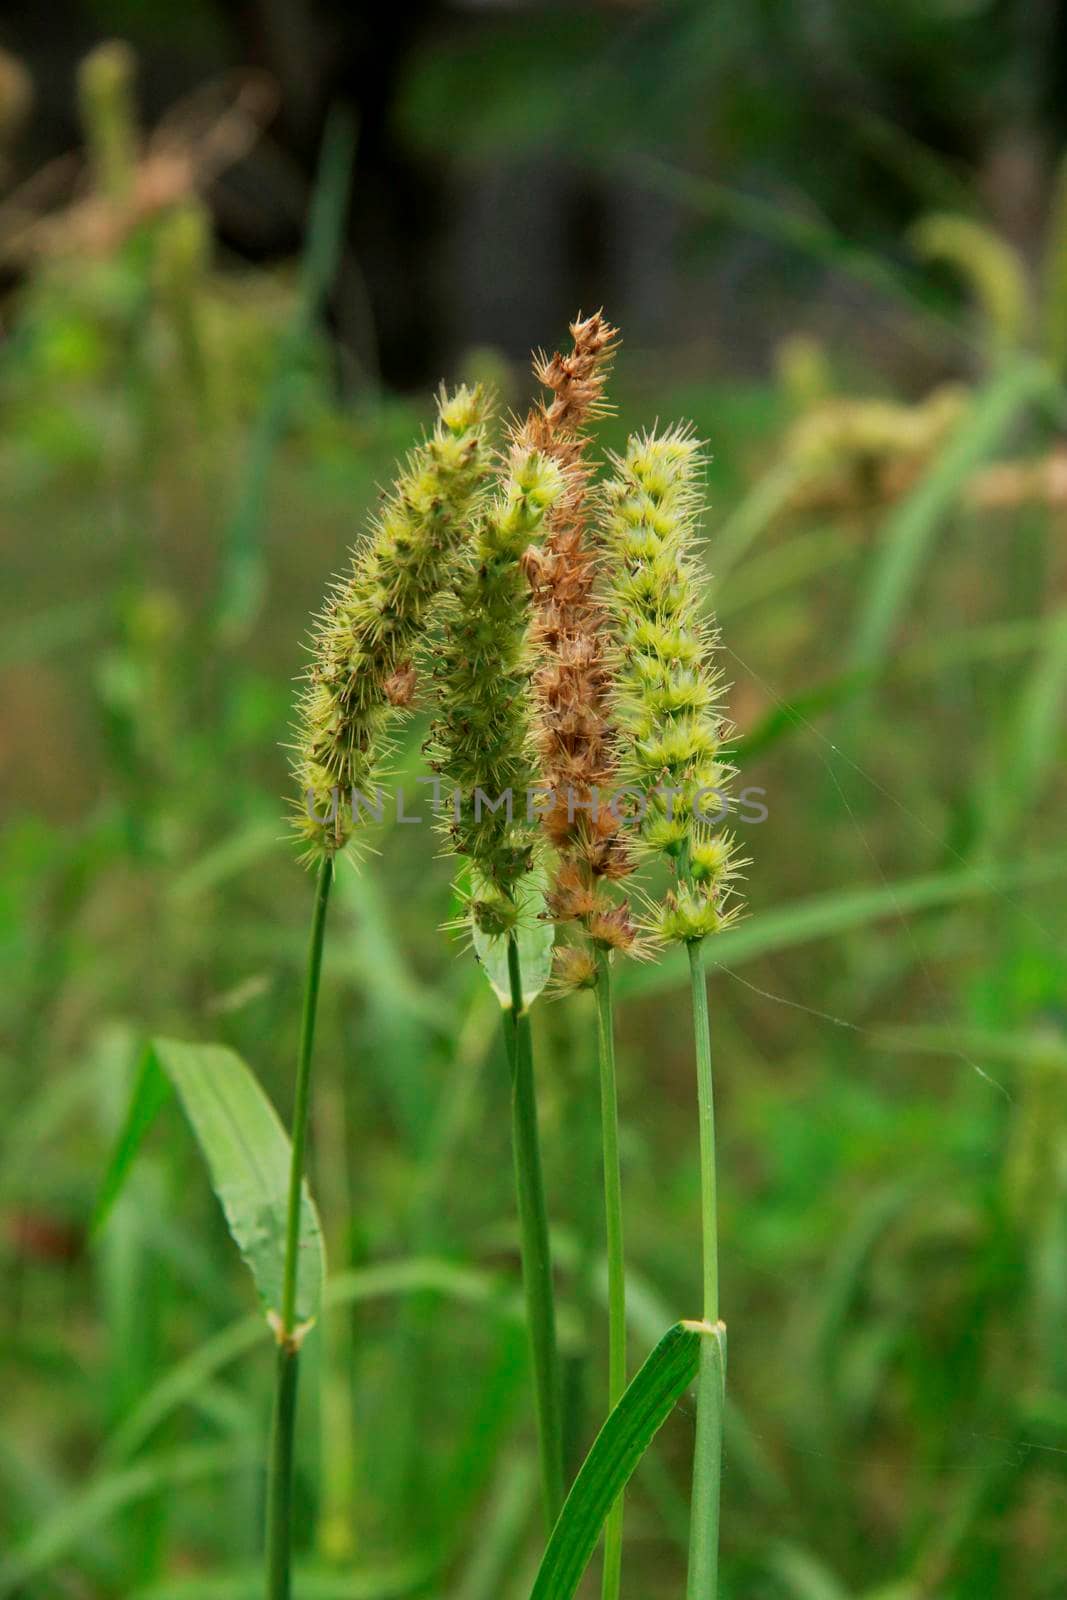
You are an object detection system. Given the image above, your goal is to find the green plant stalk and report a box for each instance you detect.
[594,950,626,1600]
[265,1343,299,1596]
[505,933,565,1529]
[266,852,333,1600]
[685,938,724,1600]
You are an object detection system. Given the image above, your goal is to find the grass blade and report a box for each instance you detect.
[104,1257,527,1463]
[734,613,1060,764]
[92,1046,172,1233]
[628,154,958,347]
[710,459,801,585]
[766,1543,851,1600]
[620,849,1067,999]
[528,1319,708,1600]
[453,1457,538,1600]
[131,1565,431,1599]
[148,1038,326,1326]
[978,606,1067,855]
[0,1444,254,1598]
[849,357,1053,674]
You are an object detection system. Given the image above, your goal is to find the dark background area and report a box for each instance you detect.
[5,0,1067,387]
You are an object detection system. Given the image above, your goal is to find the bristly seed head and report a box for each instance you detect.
[289,384,493,864]
[519,312,640,982]
[600,426,746,945]
[427,437,566,927]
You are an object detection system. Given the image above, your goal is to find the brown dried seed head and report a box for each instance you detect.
[518,311,638,960]
[383,661,417,708]
[586,900,639,955]
[550,944,599,994]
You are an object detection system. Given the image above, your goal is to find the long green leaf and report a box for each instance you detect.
[92,1047,172,1232]
[0,1444,253,1598]
[131,1563,432,1599]
[872,1024,1067,1071]
[709,459,801,585]
[148,1038,326,1326]
[104,1256,526,1462]
[734,614,1060,765]
[528,1320,708,1600]
[849,357,1053,674]
[629,154,957,344]
[978,607,1067,855]
[619,850,1067,999]
[453,1457,538,1600]
[766,1543,852,1600]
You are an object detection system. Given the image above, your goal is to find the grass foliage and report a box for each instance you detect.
[4,64,1067,1600]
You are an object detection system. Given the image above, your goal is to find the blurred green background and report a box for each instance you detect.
[3,2,1067,1597]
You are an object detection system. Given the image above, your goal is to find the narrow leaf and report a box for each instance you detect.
[105,1256,525,1463]
[766,1542,851,1600]
[528,1320,707,1600]
[148,1038,325,1325]
[619,849,1067,999]
[978,606,1067,855]
[131,1561,433,1598]
[92,1047,172,1233]
[733,613,1061,766]
[0,1444,253,1598]
[849,357,1052,674]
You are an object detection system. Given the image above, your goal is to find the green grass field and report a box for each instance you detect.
[4,57,1067,1600]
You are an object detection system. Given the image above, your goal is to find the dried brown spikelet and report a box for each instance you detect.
[585,900,641,954]
[519,310,637,955]
[550,944,599,994]
[383,661,417,708]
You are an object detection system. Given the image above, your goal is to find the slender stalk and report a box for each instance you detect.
[504,933,565,1529]
[688,941,718,1323]
[266,1342,299,1595]
[266,852,333,1600]
[685,936,724,1600]
[594,949,626,1600]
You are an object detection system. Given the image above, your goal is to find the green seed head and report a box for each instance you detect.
[600,426,746,945]
[655,886,730,945]
[469,879,523,939]
[429,443,566,901]
[290,384,493,864]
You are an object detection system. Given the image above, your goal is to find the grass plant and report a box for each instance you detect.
[6,130,1067,1599]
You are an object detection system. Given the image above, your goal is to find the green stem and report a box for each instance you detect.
[685,937,724,1600]
[504,933,565,1529]
[266,1342,299,1596]
[594,949,626,1600]
[266,852,333,1600]
[688,941,718,1323]
[688,1327,726,1600]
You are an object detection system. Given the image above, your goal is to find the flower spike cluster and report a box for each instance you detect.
[290,385,493,862]
[519,312,640,964]
[288,318,746,960]
[428,439,566,936]
[600,428,745,943]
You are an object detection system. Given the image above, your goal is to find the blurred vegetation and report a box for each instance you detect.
[3,11,1067,1600]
